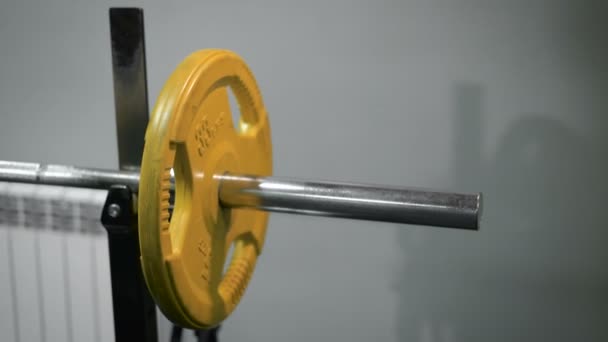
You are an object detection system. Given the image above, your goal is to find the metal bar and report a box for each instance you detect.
[109,7,150,170]
[0,161,139,190]
[0,160,481,230]
[216,175,480,230]
[108,9,158,342]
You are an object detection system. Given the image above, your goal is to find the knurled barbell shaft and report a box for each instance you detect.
[0,161,140,190]
[0,160,481,230]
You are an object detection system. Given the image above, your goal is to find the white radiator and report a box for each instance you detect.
[0,182,114,342]
[0,182,207,342]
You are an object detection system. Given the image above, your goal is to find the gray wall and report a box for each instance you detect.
[1,0,607,341]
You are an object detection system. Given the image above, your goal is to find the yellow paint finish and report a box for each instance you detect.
[139,50,272,328]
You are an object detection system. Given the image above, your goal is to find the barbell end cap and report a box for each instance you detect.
[474,192,482,231]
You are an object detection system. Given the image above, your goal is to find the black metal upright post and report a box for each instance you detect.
[104,7,158,342]
[109,7,150,171]
[101,186,158,342]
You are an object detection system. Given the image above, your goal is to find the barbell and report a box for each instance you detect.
[0,49,481,328]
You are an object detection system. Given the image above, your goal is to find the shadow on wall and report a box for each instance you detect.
[394,83,608,342]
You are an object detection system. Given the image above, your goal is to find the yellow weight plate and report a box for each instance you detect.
[139,49,272,328]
